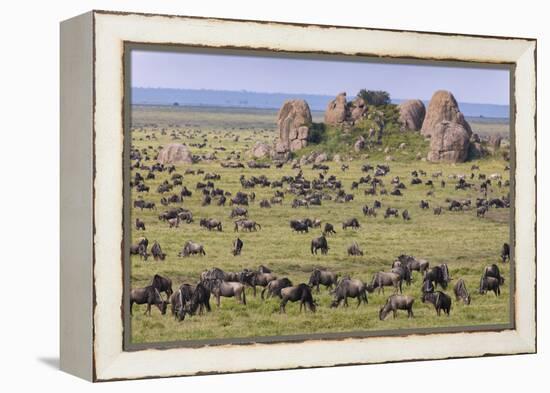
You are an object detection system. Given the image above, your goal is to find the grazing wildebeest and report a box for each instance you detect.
[402,209,411,220]
[200,218,223,231]
[479,276,501,296]
[453,278,471,305]
[384,208,399,218]
[151,241,166,261]
[323,223,336,236]
[483,264,505,285]
[419,200,430,209]
[379,295,414,320]
[310,235,329,255]
[232,238,243,256]
[368,272,403,294]
[342,217,360,230]
[347,241,364,256]
[230,207,248,218]
[280,284,316,313]
[200,267,226,282]
[501,242,510,263]
[397,254,430,274]
[234,219,261,232]
[433,206,442,215]
[130,286,167,316]
[205,279,247,306]
[259,199,271,208]
[135,218,146,230]
[167,217,179,228]
[151,274,172,298]
[261,277,293,300]
[391,265,412,286]
[239,270,277,297]
[290,219,309,233]
[170,284,194,321]
[330,278,368,308]
[178,241,206,257]
[308,268,338,292]
[424,264,451,289]
[422,277,435,293]
[130,243,148,260]
[477,206,488,217]
[422,291,452,316]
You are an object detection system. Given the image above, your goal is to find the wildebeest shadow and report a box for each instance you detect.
[37,357,59,370]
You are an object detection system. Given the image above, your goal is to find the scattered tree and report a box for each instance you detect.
[358,89,391,106]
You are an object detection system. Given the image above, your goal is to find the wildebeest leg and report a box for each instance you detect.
[253,285,257,297]
[280,299,287,313]
[316,284,320,294]
[216,294,221,307]
[392,309,397,319]
[145,302,151,316]
[130,301,134,316]
[408,308,414,318]
[344,297,349,307]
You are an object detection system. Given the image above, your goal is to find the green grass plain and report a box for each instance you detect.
[129,105,511,344]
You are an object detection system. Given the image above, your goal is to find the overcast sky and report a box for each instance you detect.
[131,49,510,105]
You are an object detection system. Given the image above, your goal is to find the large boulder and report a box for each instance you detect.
[324,92,348,125]
[421,90,472,137]
[249,142,272,159]
[157,144,193,164]
[277,99,312,152]
[325,92,368,126]
[488,134,502,150]
[398,99,426,131]
[427,121,471,163]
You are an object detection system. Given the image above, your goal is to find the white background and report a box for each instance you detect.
[0,0,545,390]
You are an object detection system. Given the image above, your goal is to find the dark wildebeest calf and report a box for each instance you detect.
[422,291,452,316]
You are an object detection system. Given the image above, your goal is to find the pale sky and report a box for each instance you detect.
[131,49,510,105]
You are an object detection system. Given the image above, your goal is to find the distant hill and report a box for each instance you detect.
[132,87,510,119]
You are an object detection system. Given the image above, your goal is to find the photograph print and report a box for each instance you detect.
[126,47,513,347]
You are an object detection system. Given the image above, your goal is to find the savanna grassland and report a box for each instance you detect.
[129,105,511,344]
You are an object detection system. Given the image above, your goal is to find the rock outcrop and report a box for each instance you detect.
[277,100,312,152]
[157,144,193,164]
[324,92,368,126]
[488,134,502,150]
[398,99,426,131]
[427,121,471,163]
[421,90,472,137]
[249,142,272,159]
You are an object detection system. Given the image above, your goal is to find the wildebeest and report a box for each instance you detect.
[239,270,277,297]
[261,277,293,300]
[230,207,248,218]
[482,264,505,285]
[232,238,243,256]
[397,254,430,274]
[170,284,194,321]
[130,286,167,316]
[149,241,166,261]
[424,264,451,289]
[150,274,172,300]
[477,206,488,217]
[178,241,206,257]
[342,217,360,230]
[234,219,261,232]
[402,209,411,220]
[453,278,471,305]
[259,199,271,208]
[167,217,179,228]
[290,219,309,233]
[368,272,403,294]
[419,200,430,209]
[347,241,364,256]
[323,223,336,236]
[205,279,247,306]
[384,208,399,218]
[135,218,146,230]
[187,282,211,315]
[280,284,316,313]
[422,291,452,316]
[330,278,368,308]
[200,218,223,231]
[379,295,414,320]
[433,206,442,215]
[391,264,412,286]
[479,276,501,296]
[501,242,510,263]
[308,268,338,292]
[310,235,329,255]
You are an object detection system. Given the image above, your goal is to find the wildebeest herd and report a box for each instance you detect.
[129,122,511,341]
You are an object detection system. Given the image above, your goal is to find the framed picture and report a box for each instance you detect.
[60,10,537,381]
